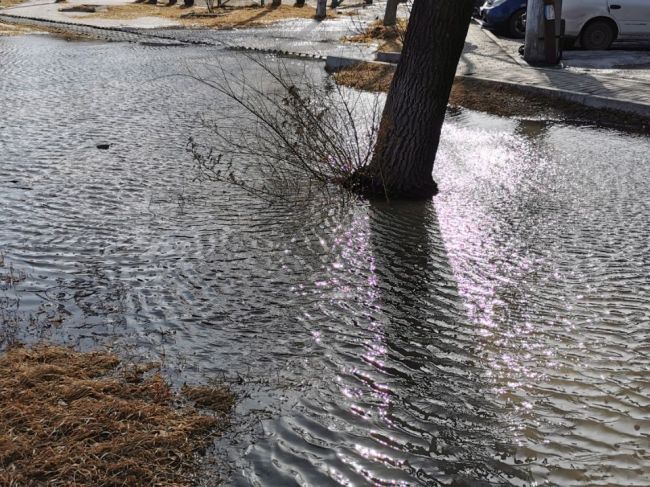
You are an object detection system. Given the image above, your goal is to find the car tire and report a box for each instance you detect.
[581,20,616,50]
[508,9,526,39]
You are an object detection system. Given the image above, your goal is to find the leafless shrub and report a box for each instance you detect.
[187,55,384,204]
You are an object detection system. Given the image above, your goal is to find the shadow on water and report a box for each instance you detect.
[365,200,529,486]
[240,199,531,486]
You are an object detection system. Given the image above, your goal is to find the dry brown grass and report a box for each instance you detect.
[333,61,395,93]
[0,344,234,486]
[0,21,32,35]
[88,3,332,28]
[0,0,27,9]
[0,19,94,39]
[345,18,407,52]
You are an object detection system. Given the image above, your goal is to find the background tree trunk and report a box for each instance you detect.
[316,0,327,18]
[383,0,401,27]
[364,0,474,198]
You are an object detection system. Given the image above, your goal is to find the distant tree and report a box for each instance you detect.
[316,0,326,18]
[383,0,406,27]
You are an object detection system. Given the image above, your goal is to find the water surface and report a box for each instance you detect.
[1,35,648,486]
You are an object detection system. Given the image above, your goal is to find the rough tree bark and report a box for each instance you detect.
[361,0,474,199]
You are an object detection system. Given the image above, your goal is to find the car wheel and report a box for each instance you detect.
[508,9,526,39]
[581,20,616,50]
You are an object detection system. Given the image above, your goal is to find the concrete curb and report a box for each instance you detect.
[325,55,367,71]
[229,45,325,61]
[0,13,328,60]
[0,12,205,45]
[458,74,650,119]
[375,51,400,64]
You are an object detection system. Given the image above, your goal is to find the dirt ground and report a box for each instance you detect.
[0,344,234,486]
[88,3,334,27]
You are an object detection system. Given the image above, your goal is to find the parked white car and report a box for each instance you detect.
[564,0,650,49]
[479,0,650,49]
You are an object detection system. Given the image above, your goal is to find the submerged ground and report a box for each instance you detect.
[1,32,649,486]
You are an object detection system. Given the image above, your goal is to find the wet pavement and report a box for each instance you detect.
[1,30,650,487]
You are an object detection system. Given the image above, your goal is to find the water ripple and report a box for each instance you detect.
[1,35,649,486]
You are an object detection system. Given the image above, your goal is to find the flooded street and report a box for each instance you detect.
[1,34,649,486]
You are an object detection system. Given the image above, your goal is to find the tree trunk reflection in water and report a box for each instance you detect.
[366,200,530,484]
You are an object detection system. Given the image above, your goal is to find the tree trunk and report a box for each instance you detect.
[363,0,474,199]
[271,0,281,6]
[524,0,545,64]
[383,0,400,27]
[316,0,326,18]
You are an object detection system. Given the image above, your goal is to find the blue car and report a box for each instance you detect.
[478,0,528,39]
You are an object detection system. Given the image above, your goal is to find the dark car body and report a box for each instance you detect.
[477,0,528,38]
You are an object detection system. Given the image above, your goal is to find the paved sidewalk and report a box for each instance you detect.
[458,24,650,118]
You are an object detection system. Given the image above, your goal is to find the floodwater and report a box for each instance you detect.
[1,35,649,486]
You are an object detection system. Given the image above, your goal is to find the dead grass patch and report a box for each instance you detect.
[333,61,395,92]
[88,3,332,28]
[0,19,93,39]
[0,0,27,9]
[0,344,234,486]
[345,18,407,52]
[0,21,33,35]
